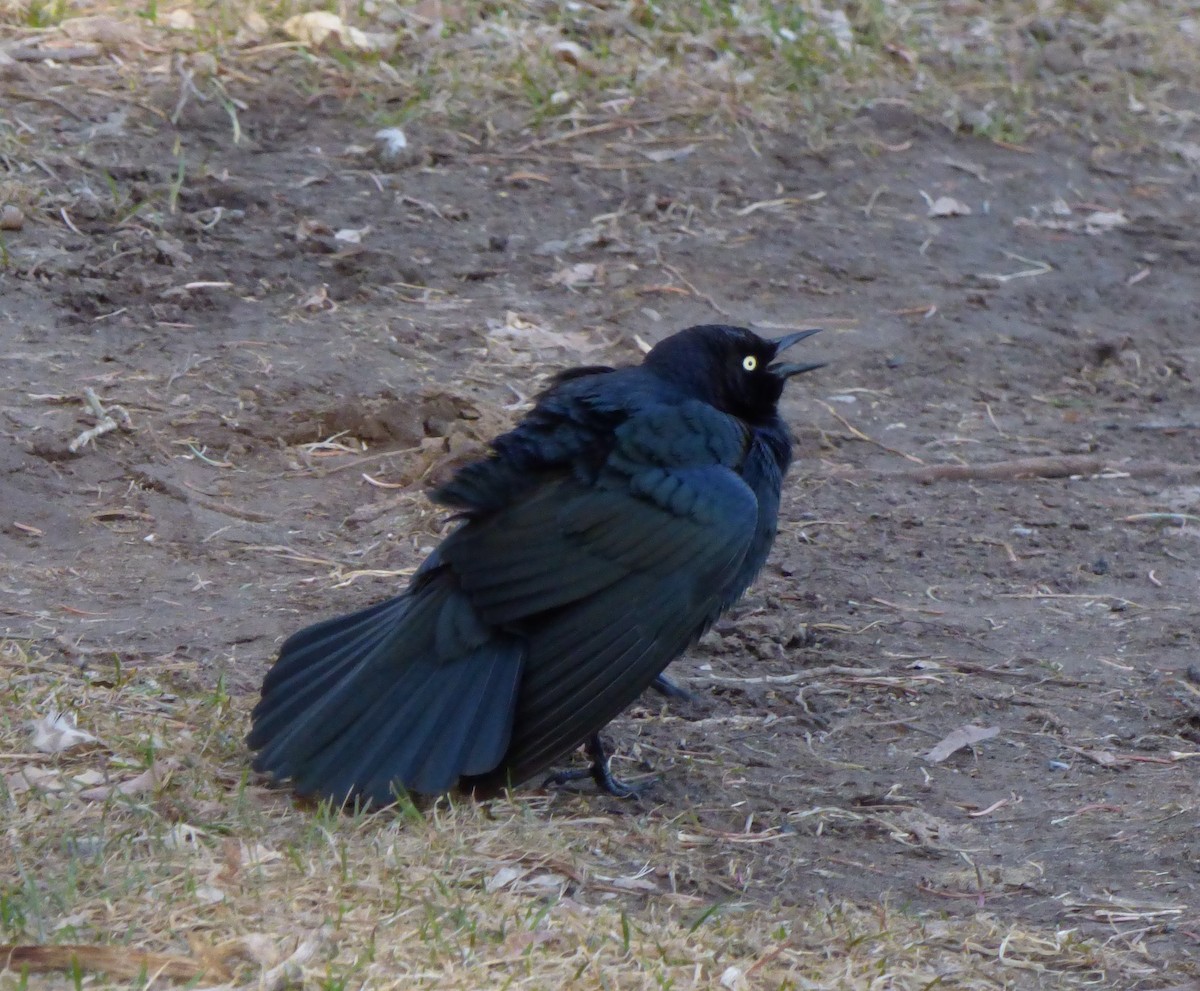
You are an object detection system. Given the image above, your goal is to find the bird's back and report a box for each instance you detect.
[436,372,791,793]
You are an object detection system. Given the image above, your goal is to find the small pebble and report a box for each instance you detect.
[373,127,420,169]
[0,203,24,230]
[1048,760,1070,771]
[375,127,407,156]
[962,108,993,133]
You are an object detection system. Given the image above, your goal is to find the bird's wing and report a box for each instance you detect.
[440,400,761,788]
[433,369,625,513]
[440,399,755,620]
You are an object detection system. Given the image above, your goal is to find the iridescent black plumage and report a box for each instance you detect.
[248,324,822,805]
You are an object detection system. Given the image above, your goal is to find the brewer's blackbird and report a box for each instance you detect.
[248,324,823,804]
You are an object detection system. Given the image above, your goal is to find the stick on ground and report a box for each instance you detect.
[828,455,1200,483]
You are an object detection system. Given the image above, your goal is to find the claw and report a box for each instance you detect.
[650,673,692,701]
[542,733,644,798]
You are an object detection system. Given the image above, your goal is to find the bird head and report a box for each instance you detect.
[644,324,823,423]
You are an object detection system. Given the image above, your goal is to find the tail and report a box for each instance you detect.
[247,573,524,805]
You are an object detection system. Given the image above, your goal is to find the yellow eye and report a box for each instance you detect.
[742,355,758,372]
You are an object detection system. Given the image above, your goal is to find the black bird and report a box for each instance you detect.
[248,324,823,805]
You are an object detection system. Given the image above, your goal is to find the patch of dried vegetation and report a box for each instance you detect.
[2,1,1199,141]
[3,1,1199,232]
[1,638,1159,988]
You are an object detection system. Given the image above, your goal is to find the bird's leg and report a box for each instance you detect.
[585,733,640,798]
[651,673,692,701]
[542,733,641,798]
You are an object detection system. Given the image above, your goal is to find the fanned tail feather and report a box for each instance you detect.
[248,577,524,805]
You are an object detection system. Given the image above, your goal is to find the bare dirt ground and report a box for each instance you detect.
[3,7,1200,988]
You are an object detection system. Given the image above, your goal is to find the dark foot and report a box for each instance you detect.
[651,673,692,701]
[543,733,643,798]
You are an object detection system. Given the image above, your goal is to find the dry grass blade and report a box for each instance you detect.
[816,400,925,464]
[0,637,1158,989]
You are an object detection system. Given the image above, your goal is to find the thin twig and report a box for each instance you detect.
[828,455,1200,483]
[659,259,731,317]
[514,115,675,153]
[68,388,134,454]
[978,251,1053,283]
[816,401,924,464]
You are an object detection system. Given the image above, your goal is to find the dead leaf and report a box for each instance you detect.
[923,192,972,217]
[163,9,196,30]
[60,15,141,48]
[283,12,396,53]
[195,932,282,974]
[283,10,345,45]
[549,262,600,288]
[1073,748,1123,767]
[925,724,999,763]
[155,238,193,266]
[486,312,599,354]
[295,218,331,241]
[720,965,747,991]
[298,285,335,312]
[334,227,370,244]
[5,766,63,795]
[78,759,171,801]
[485,866,524,892]
[551,41,595,72]
[260,934,328,991]
[1083,210,1128,234]
[163,823,208,849]
[236,11,270,44]
[29,710,98,753]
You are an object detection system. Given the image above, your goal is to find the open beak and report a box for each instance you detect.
[768,328,825,378]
